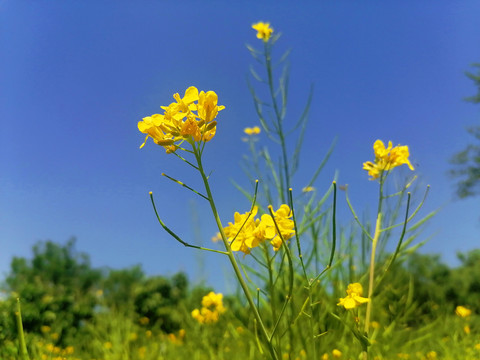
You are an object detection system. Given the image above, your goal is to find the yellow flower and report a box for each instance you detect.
[224,206,260,254]
[244,126,261,135]
[260,204,296,251]
[139,316,150,325]
[363,140,414,180]
[337,282,370,310]
[425,351,437,360]
[455,305,472,318]
[302,186,315,192]
[191,291,226,324]
[252,22,274,41]
[138,86,224,151]
[332,349,342,358]
[40,325,51,333]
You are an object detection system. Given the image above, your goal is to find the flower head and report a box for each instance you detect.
[363,139,414,180]
[244,126,261,135]
[191,291,226,324]
[138,86,224,152]
[223,204,295,254]
[455,305,472,318]
[337,282,370,310]
[252,22,274,42]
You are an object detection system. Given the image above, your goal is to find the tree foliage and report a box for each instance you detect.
[449,63,480,198]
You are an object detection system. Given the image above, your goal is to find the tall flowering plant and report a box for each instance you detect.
[139,21,432,360]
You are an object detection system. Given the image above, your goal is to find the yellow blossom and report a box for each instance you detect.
[332,349,342,358]
[302,186,315,192]
[138,86,224,151]
[192,291,226,324]
[337,282,370,310]
[244,126,261,135]
[363,139,414,180]
[455,305,472,318]
[426,351,437,360]
[261,204,296,251]
[223,206,260,254]
[40,325,51,333]
[139,316,150,325]
[252,22,274,41]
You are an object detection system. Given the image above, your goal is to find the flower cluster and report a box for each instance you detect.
[244,126,261,135]
[337,282,370,310]
[223,204,295,254]
[191,291,226,324]
[138,86,225,152]
[252,22,274,42]
[455,305,472,318]
[363,140,414,180]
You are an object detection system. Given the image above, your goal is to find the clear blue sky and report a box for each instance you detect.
[1,1,479,291]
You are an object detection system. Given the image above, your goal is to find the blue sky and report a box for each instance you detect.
[1,1,479,291]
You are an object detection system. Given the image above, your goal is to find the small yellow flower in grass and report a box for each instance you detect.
[370,320,381,329]
[397,354,410,359]
[455,305,472,318]
[321,353,329,360]
[103,341,112,350]
[244,126,261,135]
[363,139,414,180]
[425,351,437,360]
[332,349,342,358]
[192,291,226,324]
[139,316,150,325]
[50,333,59,341]
[337,282,370,310]
[40,325,51,333]
[475,343,480,350]
[252,22,273,41]
[138,346,146,359]
[464,325,471,334]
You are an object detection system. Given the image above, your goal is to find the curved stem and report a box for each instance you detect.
[193,146,279,360]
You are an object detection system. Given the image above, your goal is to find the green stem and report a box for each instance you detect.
[15,298,30,360]
[365,213,382,336]
[264,42,290,204]
[193,146,279,360]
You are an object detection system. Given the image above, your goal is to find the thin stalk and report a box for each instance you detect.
[264,41,290,204]
[364,213,382,335]
[194,146,279,360]
[15,298,30,360]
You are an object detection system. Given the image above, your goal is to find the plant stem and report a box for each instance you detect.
[264,42,290,204]
[194,147,279,360]
[365,213,382,335]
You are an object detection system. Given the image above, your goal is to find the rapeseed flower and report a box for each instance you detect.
[455,305,472,318]
[363,140,414,180]
[138,86,224,152]
[337,282,370,310]
[252,22,273,41]
[191,291,226,324]
[223,204,295,254]
[244,126,261,135]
